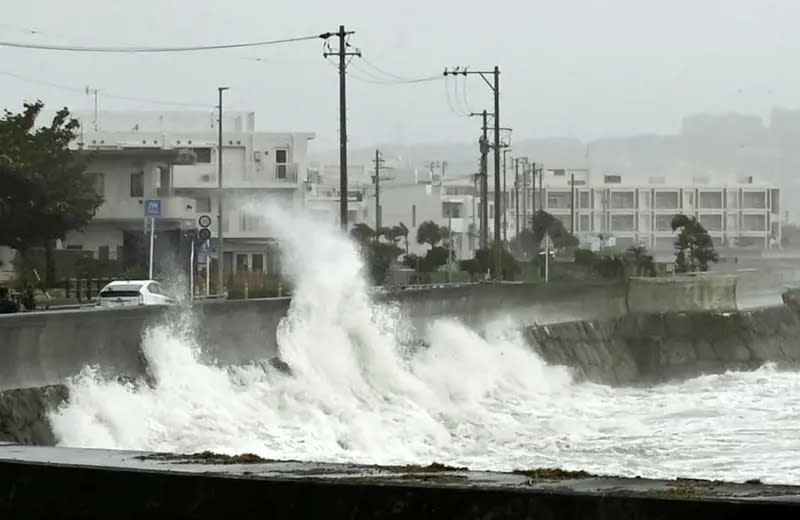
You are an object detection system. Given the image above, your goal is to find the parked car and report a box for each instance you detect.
[97,280,176,308]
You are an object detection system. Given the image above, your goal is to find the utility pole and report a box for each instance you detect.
[323,26,360,230]
[514,158,520,239]
[479,110,489,249]
[502,148,512,246]
[216,86,229,297]
[570,172,576,234]
[444,65,502,279]
[522,161,528,232]
[492,66,501,280]
[531,162,537,215]
[373,149,384,230]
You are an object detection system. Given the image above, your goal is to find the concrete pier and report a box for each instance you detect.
[0,444,799,518]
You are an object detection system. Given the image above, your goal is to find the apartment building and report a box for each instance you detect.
[514,168,781,251]
[63,111,314,282]
[305,163,371,227]
[371,169,479,260]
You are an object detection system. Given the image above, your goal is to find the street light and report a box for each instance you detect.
[216,86,229,297]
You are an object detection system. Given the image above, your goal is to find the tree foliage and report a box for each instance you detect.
[511,210,578,257]
[416,220,447,247]
[473,246,520,281]
[0,101,102,283]
[349,223,403,284]
[671,214,719,272]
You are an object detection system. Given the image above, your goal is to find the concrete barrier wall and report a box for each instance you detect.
[0,282,628,391]
[627,274,739,313]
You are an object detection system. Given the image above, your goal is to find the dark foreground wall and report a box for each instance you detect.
[0,282,627,391]
[1,445,798,519]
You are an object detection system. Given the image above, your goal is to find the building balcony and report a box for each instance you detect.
[173,163,301,189]
[94,195,196,222]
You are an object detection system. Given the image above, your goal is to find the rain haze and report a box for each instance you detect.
[2,0,799,147]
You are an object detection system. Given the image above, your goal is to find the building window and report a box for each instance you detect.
[699,191,723,209]
[130,172,144,197]
[442,201,462,218]
[727,190,739,209]
[655,214,673,231]
[98,245,110,261]
[196,197,211,213]
[655,191,679,209]
[579,214,590,231]
[275,148,288,179]
[546,191,570,209]
[727,214,738,231]
[252,254,264,272]
[552,169,566,176]
[610,191,634,209]
[699,214,723,231]
[579,191,591,209]
[604,175,622,184]
[742,191,766,209]
[236,254,249,272]
[193,148,212,163]
[611,214,635,231]
[742,214,766,231]
[90,173,104,196]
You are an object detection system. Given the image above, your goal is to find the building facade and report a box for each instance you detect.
[62,111,314,286]
[511,168,781,252]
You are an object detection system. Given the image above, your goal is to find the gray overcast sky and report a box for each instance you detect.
[1,0,798,152]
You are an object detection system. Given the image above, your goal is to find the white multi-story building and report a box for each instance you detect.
[511,168,781,252]
[372,169,479,260]
[62,111,314,284]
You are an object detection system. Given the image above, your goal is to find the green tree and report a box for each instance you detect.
[474,246,520,281]
[511,211,578,258]
[623,245,656,277]
[671,214,719,272]
[0,101,103,288]
[349,223,403,284]
[416,220,446,247]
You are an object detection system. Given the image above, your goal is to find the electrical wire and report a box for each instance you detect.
[0,70,214,108]
[0,34,325,53]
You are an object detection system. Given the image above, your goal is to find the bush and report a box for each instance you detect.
[574,248,597,267]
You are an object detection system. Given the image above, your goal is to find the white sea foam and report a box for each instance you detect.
[49,204,800,485]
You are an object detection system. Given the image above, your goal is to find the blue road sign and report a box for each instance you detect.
[145,199,162,217]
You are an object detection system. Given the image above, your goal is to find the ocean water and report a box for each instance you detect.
[48,205,800,485]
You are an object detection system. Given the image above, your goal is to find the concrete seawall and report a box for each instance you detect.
[0,282,628,391]
[528,300,800,385]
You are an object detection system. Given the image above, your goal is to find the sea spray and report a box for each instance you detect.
[48,203,800,485]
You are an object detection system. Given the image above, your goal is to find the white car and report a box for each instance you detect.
[98,280,176,308]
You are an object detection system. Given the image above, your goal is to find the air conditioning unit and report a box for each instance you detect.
[254,151,261,162]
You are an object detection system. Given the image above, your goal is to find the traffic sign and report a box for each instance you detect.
[198,215,212,228]
[197,228,212,242]
[145,199,162,217]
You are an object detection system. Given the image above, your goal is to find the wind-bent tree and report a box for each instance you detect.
[416,220,447,248]
[0,101,102,286]
[671,214,719,272]
[349,223,403,284]
[512,210,578,258]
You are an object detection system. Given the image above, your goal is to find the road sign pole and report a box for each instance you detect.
[205,246,211,297]
[148,217,155,280]
[545,239,550,283]
[189,237,195,299]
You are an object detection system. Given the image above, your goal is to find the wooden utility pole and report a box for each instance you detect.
[216,86,228,296]
[373,149,384,230]
[323,26,360,230]
[444,65,502,279]
[514,158,520,238]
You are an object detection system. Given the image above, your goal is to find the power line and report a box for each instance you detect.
[0,70,215,108]
[0,34,326,53]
